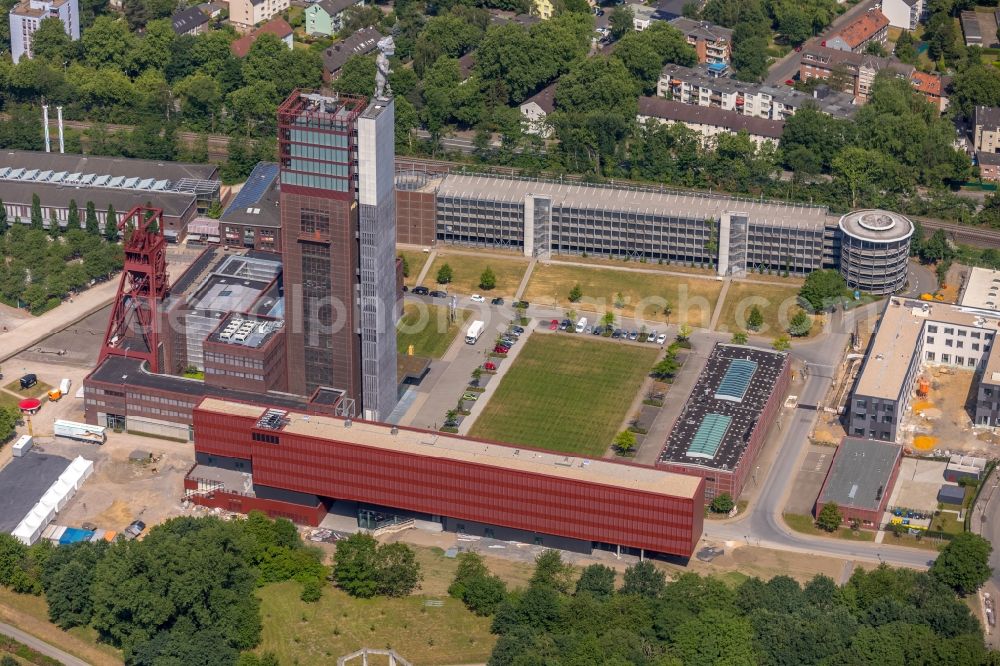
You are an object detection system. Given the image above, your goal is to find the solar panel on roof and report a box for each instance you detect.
[107,176,123,187]
[36,170,52,181]
[81,173,96,184]
[0,168,10,178]
[64,172,80,183]
[223,163,279,217]
[8,168,23,179]
[152,179,168,191]
[687,413,731,460]
[138,178,154,189]
[22,169,38,180]
[714,359,758,402]
[123,177,139,188]
[50,171,66,183]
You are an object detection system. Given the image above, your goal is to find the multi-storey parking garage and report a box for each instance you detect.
[402,171,914,291]
[838,210,914,295]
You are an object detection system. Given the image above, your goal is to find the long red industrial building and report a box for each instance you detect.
[186,398,705,558]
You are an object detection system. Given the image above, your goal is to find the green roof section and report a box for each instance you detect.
[714,359,758,402]
[686,413,732,460]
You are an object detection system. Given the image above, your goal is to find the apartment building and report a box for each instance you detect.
[974,106,1000,153]
[667,17,732,64]
[637,96,784,148]
[533,0,553,19]
[519,83,556,137]
[230,17,293,57]
[228,0,289,33]
[658,63,857,121]
[850,298,1000,441]
[881,0,923,31]
[799,46,916,101]
[9,0,78,64]
[825,9,889,53]
[911,70,949,112]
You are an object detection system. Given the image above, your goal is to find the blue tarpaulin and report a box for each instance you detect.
[59,528,95,545]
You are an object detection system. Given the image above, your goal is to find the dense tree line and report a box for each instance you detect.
[474,543,992,665]
[0,513,324,665]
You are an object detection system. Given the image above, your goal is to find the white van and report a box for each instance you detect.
[575,317,588,333]
[465,320,485,344]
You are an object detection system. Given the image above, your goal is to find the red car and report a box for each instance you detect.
[785,79,794,86]
[494,345,510,354]
[484,362,497,371]
[549,319,559,330]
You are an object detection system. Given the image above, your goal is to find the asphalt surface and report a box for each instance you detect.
[0,621,89,666]
[0,452,72,533]
[971,469,1000,645]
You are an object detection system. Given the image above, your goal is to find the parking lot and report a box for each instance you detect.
[784,446,835,515]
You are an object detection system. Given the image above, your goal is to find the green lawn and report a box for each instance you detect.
[397,303,470,359]
[783,513,875,542]
[3,379,53,400]
[524,263,722,328]
[469,335,658,456]
[398,250,431,288]
[427,252,529,298]
[256,581,495,665]
[717,282,809,337]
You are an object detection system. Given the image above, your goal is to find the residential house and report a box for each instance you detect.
[974,106,1000,153]
[881,0,923,31]
[458,51,476,83]
[322,26,383,81]
[668,17,732,64]
[304,0,363,36]
[631,3,665,31]
[799,46,916,101]
[198,2,226,18]
[658,63,857,121]
[9,0,79,64]
[230,17,293,57]
[637,96,784,148]
[172,6,209,36]
[824,9,889,53]
[533,0,553,20]
[911,70,948,112]
[978,151,1000,181]
[519,83,556,137]
[228,0,289,33]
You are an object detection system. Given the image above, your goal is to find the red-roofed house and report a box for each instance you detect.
[911,71,948,113]
[230,17,293,58]
[825,9,889,53]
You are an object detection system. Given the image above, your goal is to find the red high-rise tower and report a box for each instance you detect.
[98,206,169,373]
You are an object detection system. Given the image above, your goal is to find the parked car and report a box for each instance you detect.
[500,337,516,347]
[612,329,623,339]
[444,418,459,428]
[430,290,448,298]
[584,325,593,334]
[628,330,638,341]
[412,286,429,295]
[648,330,659,342]
[401,285,409,292]
[123,520,146,540]
[549,319,559,330]
[494,344,510,354]
[511,325,525,335]
[491,297,505,305]
[471,294,485,303]
[483,362,497,371]
[462,392,479,402]
[592,325,604,336]
[19,374,36,390]
[559,319,571,330]
[656,333,667,344]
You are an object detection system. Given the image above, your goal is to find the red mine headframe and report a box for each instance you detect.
[98,206,170,373]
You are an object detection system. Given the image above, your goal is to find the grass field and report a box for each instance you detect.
[716,282,804,336]
[469,335,658,456]
[783,514,876,542]
[523,263,722,328]
[2,380,53,401]
[427,253,529,297]
[397,303,470,358]
[256,581,496,665]
[398,250,431,288]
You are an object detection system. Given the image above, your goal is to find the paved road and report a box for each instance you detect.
[0,621,90,666]
[765,0,878,85]
[706,304,934,569]
[971,468,1000,645]
[906,260,938,297]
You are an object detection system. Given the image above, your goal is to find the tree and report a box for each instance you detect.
[710,493,735,513]
[464,573,507,616]
[31,17,71,61]
[894,30,917,63]
[436,263,454,284]
[332,533,380,598]
[732,21,769,82]
[747,305,764,331]
[798,269,846,312]
[479,266,496,290]
[0,199,6,237]
[30,194,43,231]
[398,254,410,278]
[920,229,954,264]
[621,560,665,598]
[530,550,574,594]
[772,335,790,351]
[731,330,748,345]
[788,310,812,336]
[651,354,680,379]
[601,311,616,330]
[613,430,636,456]
[84,202,99,236]
[816,502,842,532]
[864,40,887,57]
[951,65,1000,119]
[103,204,118,242]
[931,533,993,596]
[568,283,582,302]
[449,552,489,600]
[609,6,634,39]
[575,564,615,599]
[66,199,80,232]
[48,208,59,237]
[376,542,421,597]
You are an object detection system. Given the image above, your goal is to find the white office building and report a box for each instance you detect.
[9,0,79,64]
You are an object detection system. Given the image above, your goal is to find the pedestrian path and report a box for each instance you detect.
[709,277,731,331]
[414,249,437,286]
[514,257,537,301]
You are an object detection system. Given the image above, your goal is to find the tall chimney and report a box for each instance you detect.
[42,105,50,153]
[56,106,64,154]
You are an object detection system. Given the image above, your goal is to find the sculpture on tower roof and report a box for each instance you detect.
[375,36,395,99]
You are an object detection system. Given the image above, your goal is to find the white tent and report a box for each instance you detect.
[13,515,44,545]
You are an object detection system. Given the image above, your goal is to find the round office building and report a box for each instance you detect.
[838,210,914,295]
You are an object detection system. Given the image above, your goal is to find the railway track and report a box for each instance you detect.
[910,216,1000,250]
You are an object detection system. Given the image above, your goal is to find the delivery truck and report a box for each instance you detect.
[53,420,106,444]
[465,320,485,345]
[48,378,70,401]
